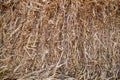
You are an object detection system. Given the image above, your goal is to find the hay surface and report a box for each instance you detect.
[0,0,120,80]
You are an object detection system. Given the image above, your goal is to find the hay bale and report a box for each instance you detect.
[0,0,120,79]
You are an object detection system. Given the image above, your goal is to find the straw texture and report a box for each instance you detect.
[0,0,120,80]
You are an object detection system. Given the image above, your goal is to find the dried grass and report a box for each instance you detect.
[0,0,120,80]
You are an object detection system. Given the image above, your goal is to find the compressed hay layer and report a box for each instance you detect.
[0,0,120,80]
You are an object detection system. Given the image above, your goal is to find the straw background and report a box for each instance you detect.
[0,0,120,80]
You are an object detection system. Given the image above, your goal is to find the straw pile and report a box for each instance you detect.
[0,0,120,80]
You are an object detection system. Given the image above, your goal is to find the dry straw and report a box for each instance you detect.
[0,0,120,80]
